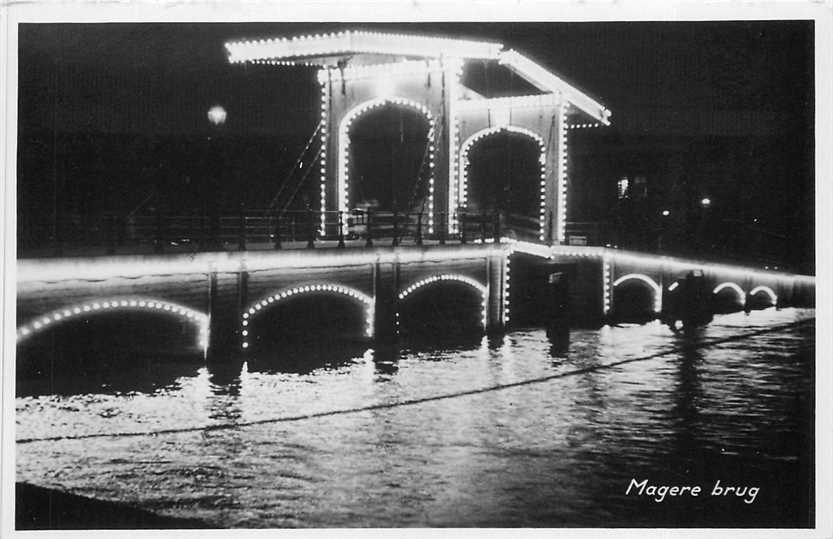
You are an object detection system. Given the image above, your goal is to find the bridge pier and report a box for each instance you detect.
[374,261,400,342]
[206,269,247,363]
[486,254,506,334]
[569,258,606,327]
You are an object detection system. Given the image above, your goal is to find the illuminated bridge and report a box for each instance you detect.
[16,238,815,361]
[16,30,815,361]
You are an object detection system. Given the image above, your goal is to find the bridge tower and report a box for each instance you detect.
[225,30,611,245]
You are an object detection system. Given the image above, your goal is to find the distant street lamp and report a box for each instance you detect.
[661,209,670,216]
[701,197,711,207]
[207,105,228,126]
[205,105,227,248]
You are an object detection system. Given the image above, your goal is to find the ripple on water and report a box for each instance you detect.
[16,308,814,527]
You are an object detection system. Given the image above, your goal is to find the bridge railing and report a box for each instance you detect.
[19,208,507,256]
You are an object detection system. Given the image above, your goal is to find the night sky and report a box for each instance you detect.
[17,22,814,270]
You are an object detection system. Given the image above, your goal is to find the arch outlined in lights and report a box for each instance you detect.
[749,285,778,305]
[713,282,746,302]
[241,283,375,348]
[338,97,436,232]
[612,273,663,313]
[397,273,488,329]
[457,125,545,236]
[16,297,209,349]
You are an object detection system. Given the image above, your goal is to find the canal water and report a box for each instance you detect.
[16,308,814,528]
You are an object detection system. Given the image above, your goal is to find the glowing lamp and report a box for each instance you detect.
[701,197,711,207]
[207,105,227,126]
[661,210,670,216]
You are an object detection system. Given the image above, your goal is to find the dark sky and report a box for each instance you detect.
[19,21,813,137]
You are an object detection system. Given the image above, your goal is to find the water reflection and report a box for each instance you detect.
[16,308,814,528]
[206,360,243,424]
[546,322,570,357]
[370,345,399,378]
[16,350,204,398]
[246,341,370,375]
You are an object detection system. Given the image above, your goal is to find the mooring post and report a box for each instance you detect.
[545,269,570,350]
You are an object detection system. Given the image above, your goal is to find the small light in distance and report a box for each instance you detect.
[207,105,227,126]
[701,197,711,207]
[661,209,670,216]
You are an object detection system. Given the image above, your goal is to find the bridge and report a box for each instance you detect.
[15,30,815,362]
[16,235,815,361]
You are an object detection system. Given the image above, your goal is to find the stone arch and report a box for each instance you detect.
[713,282,746,303]
[749,285,778,306]
[612,273,662,313]
[397,273,488,329]
[241,283,375,348]
[16,297,209,349]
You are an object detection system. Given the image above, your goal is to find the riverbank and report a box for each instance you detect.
[16,482,206,530]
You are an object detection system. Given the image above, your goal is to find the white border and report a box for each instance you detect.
[2,2,831,539]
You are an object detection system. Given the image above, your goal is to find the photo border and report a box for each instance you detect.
[2,1,831,538]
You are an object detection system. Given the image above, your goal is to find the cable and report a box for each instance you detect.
[280,145,324,214]
[16,318,813,445]
[265,123,322,214]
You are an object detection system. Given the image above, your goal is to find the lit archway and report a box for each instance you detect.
[711,281,747,313]
[458,126,546,237]
[749,285,778,306]
[16,297,208,350]
[241,283,374,348]
[398,273,488,330]
[613,273,662,313]
[713,282,746,303]
[337,98,436,231]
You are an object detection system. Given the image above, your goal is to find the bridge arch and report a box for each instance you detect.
[16,297,209,349]
[749,285,778,306]
[612,273,662,313]
[457,126,546,236]
[397,273,488,329]
[337,97,436,225]
[241,283,375,348]
[713,282,746,302]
